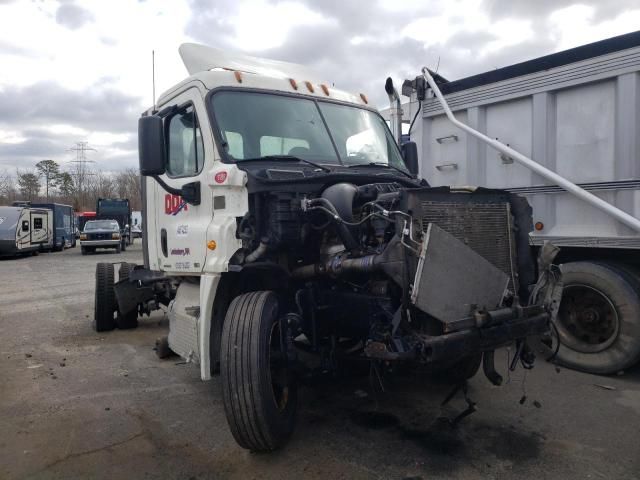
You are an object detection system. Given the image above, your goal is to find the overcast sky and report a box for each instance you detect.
[1,0,639,173]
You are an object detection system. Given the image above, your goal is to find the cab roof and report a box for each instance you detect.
[156,44,371,108]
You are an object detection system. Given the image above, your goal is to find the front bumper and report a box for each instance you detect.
[365,307,550,363]
[81,239,120,248]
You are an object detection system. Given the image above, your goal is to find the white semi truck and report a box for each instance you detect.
[95,44,563,451]
[402,30,640,375]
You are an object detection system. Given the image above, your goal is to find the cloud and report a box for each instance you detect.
[55,2,94,30]
[0,82,143,170]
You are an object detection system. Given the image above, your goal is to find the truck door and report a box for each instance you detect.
[150,88,213,273]
[30,211,49,245]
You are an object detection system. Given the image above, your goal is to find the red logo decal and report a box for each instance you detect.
[214,171,228,184]
[164,194,188,215]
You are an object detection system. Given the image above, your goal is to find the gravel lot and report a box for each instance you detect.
[1,243,639,479]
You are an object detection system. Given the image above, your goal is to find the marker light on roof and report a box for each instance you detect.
[320,84,330,96]
[289,78,298,90]
[304,81,314,93]
[360,93,368,104]
[234,71,242,83]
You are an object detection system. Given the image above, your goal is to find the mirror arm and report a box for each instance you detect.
[152,175,182,197]
[151,176,201,206]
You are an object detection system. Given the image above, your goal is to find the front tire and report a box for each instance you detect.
[220,291,297,452]
[554,262,640,374]
[94,263,116,332]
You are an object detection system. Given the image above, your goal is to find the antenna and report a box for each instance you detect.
[152,50,156,112]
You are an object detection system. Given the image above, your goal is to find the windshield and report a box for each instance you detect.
[85,220,119,231]
[210,91,407,171]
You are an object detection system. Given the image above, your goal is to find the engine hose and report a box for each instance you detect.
[483,350,503,386]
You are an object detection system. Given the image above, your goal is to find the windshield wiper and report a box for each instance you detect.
[347,162,412,178]
[242,155,331,172]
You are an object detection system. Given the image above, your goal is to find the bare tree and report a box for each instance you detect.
[114,168,142,210]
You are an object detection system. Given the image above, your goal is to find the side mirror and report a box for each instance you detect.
[138,116,166,176]
[401,141,419,176]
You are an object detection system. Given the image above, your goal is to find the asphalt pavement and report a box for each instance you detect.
[1,243,639,479]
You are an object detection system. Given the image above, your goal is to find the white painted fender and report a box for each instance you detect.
[199,273,221,380]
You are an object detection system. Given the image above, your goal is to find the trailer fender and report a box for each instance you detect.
[199,273,221,380]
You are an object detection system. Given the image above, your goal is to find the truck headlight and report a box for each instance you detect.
[80,234,87,240]
[112,233,121,239]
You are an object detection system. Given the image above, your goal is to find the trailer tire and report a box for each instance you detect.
[221,291,297,452]
[435,354,482,384]
[554,262,640,375]
[115,263,138,329]
[94,263,116,332]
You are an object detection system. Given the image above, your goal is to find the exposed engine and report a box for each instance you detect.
[233,181,556,369]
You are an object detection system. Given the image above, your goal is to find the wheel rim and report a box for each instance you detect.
[267,321,290,412]
[556,284,619,353]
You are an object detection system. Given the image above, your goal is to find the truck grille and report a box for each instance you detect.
[420,200,517,293]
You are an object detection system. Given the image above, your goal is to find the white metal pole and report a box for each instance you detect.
[421,67,640,233]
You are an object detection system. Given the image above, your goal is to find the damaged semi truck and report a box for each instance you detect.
[95,44,563,451]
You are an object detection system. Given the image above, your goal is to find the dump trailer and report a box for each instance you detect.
[31,202,76,250]
[95,198,131,250]
[404,30,640,375]
[94,44,562,452]
[0,205,53,256]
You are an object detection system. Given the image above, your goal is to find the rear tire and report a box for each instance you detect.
[554,262,640,375]
[221,291,297,452]
[94,263,116,332]
[115,263,138,329]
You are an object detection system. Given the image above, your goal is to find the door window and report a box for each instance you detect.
[34,218,43,229]
[22,220,29,232]
[166,105,205,177]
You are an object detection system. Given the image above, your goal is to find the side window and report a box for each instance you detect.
[166,105,205,177]
[34,218,43,229]
[260,136,310,156]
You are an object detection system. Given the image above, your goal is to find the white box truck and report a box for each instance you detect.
[403,30,640,375]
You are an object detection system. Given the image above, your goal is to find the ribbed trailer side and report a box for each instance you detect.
[408,31,640,375]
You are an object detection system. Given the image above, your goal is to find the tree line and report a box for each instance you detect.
[0,160,142,211]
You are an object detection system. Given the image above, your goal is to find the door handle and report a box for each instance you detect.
[160,228,168,257]
[435,163,459,171]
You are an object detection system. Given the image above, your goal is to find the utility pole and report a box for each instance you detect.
[68,141,96,209]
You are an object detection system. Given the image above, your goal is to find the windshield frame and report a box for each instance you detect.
[84,220,119,231]
[205,87,408,172]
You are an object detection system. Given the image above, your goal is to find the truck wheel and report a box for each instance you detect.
[435,354,482,384]
[554,262,640,374]
[220,291,297,451]
[81,247,87,255]
[116,263,138,329]
[121,238,127,252]
[94,263,116,332]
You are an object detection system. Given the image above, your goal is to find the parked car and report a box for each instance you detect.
[80,220,122,255]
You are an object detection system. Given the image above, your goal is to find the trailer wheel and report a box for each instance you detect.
[221,291,297,451]
[554,262,640,374]
[94,263,116,332]
[115,263,138,329]
[434,354,482,384]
